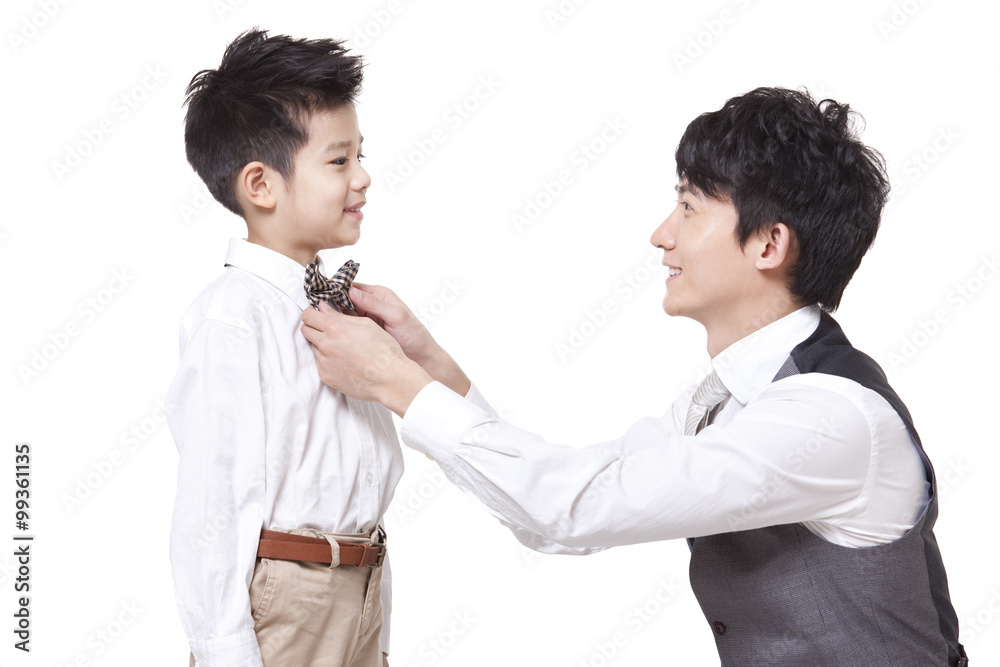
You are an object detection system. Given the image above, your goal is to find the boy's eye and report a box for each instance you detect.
[357,153,366,161]
[330,154,365,165]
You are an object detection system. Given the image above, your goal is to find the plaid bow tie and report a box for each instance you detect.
[304,259,359,312]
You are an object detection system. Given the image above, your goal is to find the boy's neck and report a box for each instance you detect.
[246,228,335,269]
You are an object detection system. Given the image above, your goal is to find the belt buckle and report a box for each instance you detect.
[360,543,385,567]
[371,525,387,567]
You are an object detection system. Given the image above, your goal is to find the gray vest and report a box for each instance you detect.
[688,312,968,666]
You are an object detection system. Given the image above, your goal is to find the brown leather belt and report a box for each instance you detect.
[257,529,385,567]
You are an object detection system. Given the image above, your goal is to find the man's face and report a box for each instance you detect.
[650,181,755,327]
[277,105,370,257]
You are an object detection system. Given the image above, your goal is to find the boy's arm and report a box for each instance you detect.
[168,318,267,666]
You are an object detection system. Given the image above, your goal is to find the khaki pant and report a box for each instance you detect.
[190,527,384,667]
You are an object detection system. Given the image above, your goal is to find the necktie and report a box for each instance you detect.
[304,259,359,312]
[684,370,731,435]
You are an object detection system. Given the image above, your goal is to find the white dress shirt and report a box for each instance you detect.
[168,238,404,666]
[401,306,928,553]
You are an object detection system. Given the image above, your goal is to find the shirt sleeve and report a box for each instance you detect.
[401,379,873,549]
[459,383,604,555]
[167,318,267,667]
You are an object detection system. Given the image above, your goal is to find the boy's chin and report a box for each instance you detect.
[321,230,362,250]
[340,223,363,246]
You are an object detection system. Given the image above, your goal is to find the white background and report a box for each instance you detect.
[3,0,998,665]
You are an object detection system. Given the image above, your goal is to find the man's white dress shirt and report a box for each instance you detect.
[168,238,404,666]
[401,306,928,553]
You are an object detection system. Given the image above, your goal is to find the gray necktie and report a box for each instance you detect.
[685,371,731,435]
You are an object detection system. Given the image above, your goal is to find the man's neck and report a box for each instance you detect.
[703,297,803,358]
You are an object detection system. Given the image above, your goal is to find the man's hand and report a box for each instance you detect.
[347,282,433,359]
[301,302,433,416]
[347,283,471,396]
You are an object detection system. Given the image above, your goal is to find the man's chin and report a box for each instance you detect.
[662,299,702,324]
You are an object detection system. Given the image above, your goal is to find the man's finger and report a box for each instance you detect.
[301,301,341,331]
[349,285,396,321]
[352,282,398,300]
[301,321,323,344]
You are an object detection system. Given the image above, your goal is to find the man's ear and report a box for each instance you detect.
[237,161,279,211]
[755,222,796,271]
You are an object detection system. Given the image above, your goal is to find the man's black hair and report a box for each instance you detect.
[675,87,890,311]
[184,28,364,216]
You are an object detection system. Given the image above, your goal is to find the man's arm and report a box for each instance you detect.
[396,378,876,549]
[347,283,471,397]
[168,318,267,666]
[300,282,472,413]
[301,299,432,416]
[301,293,877,549]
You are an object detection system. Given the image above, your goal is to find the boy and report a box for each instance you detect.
[300,88,968,666]
[167,29,402,666]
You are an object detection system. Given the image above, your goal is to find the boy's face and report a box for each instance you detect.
[275,104,370,261]
[650,181,758,327]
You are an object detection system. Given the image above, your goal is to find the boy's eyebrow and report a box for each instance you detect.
[322,136,364,153]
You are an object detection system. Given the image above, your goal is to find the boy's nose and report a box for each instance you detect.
[355,164,372,192]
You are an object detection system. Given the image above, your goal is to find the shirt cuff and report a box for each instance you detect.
[401,381,491,461]
[463,382,497,416]
[189,630,263,667]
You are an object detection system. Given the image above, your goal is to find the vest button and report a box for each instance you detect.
[957,659,968,667]
[712,621,726,635]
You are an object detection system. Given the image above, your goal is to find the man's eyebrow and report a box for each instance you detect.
[675,182,701,198]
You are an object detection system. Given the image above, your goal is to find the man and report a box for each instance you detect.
[301,87,968,666]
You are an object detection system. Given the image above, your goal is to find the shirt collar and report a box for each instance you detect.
[711,306,822,405]
[223,238,329,312]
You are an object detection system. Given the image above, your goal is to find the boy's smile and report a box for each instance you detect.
[254,104,371,266]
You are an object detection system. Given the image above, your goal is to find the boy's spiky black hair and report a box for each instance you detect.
[184,28,364,216]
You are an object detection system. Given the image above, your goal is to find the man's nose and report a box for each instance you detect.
[650,212,676,250]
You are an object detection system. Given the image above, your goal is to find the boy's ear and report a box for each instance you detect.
[238,161,279,211]
[754,222,796,272]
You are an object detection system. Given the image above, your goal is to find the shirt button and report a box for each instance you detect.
[712,621,726,635]
[365,472,374,486]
